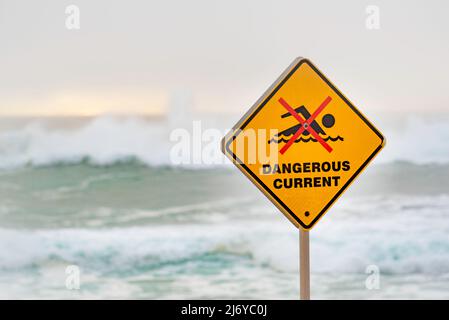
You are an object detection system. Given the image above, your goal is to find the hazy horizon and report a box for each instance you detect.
[1,0,449,117]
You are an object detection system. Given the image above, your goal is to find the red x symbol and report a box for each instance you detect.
[278,96,333,155]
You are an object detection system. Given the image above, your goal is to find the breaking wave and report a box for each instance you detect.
[0,116,173,169]
[0,114,449,169]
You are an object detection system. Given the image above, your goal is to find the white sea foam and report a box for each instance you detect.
[0,116,173,169]
[0,223,443,275]
[0,114,448,169]
[378,115,449,164]
[1,195,448,275]
[0,194,448,299]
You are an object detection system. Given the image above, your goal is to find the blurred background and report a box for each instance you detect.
[0,0,448,299]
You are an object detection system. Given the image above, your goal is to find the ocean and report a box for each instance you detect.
[0,114,448,299]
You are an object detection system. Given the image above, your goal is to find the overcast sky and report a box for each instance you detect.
[1,0,448,116]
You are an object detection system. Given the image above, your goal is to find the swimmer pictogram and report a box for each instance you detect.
[269,96,343,154]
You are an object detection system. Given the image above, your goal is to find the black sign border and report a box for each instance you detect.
[223,58,385,230]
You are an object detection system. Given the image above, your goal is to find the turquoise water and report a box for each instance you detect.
[1,162,449,299]
[0,115,449,299]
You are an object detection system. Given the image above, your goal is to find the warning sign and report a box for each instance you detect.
[221,58,385,230]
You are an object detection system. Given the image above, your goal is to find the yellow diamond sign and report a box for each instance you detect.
[221,58,385,230]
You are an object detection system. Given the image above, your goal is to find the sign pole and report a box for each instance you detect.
[299,228,310,300]
[221,57,385,301]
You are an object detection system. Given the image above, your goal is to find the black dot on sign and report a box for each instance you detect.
[322,114,335,128]
[305,211,310,217]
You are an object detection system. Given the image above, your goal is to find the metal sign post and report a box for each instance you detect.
[299,229,310,300]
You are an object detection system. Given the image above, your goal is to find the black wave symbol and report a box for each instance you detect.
[268,136,344,144]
